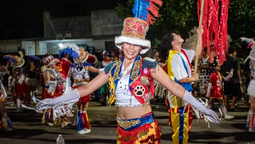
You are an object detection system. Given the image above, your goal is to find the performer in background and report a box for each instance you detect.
[207,58,234,120]
[37,0,219,143]
[5,52,27,112]
[63,44,101,134]
[158,29,203,144]
[241,37,255,133]
[41,55,65,127]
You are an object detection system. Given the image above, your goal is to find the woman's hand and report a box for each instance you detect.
[197,26,204,34]
[36,89,80,111]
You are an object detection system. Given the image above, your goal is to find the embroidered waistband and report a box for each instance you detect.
[73,82,87,87]
[116,113,155,131]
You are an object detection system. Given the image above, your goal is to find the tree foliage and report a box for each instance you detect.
[115,0,198,49]
[228,0,255,58]
[115,0,255,50]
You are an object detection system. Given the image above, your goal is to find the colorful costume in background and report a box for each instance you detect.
[42,55,64,126]
[166,49,194,144]
[209,71,223,99]
[105,56,161,144]
[70,62,92,132]
[61,43,94,134]
[5,52,28,111]
[57,58,71,80]
[242,37,255,133]
[0,79,13,131]
[247,60,255,132]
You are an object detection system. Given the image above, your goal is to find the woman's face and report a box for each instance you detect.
[121,43,141,60]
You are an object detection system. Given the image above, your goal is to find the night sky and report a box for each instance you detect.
[0,0,126,40]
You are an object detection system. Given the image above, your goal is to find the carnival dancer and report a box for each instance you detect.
[206,58,234,120]
[241,37,255,133]
[36,0,220,143]
[100,50,113,106]
[0,79,13,131]
[158,30,202,144]
[63,45,101,134]
[24,56,41,105]
[41,55,66,127]
[5,52,27,112]
[58,45,73,79]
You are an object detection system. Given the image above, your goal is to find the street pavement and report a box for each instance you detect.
[0,98,255,144]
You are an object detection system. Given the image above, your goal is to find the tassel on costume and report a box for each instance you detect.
[77,110,83,131]
[1,116,13,131]
[247,111,255,133]
[81,111,90,130]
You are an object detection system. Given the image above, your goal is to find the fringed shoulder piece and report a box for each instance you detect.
[83,62,92,67]
[104,61,117,74]
[142,57,158,69]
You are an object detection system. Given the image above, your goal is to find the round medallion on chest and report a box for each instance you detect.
[141,76,149,85]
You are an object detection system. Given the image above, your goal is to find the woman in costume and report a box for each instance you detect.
[5,52,27,112]
[41,55,66,127]
[241,37,255,133]
[36,0,220,143]
[206,58,234,120]
[24,56,41,106]
[63,45,101,134]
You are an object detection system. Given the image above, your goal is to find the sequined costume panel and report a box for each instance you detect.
[116,113,161,144]
[210,71,223,99]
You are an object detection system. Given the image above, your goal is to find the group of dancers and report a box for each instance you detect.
[1,0,255,143]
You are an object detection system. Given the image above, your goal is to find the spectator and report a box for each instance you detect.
[90,56,103,102]
[198,48,211,96]
[221,47,241,111]
[111,50,119,61]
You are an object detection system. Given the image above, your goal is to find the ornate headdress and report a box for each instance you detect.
[4,51,25,67]
[73,47,96,64]
[115,0,162,54]
[43,55,59,67]
[58,43,80,59]
[241,37,255,61]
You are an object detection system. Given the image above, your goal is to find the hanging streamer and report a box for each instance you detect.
[197,0,229,65]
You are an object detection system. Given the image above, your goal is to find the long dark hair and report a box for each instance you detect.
[158,32,175,63]
[210,57,219,71]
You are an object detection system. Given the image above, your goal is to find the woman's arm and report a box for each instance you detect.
[77,72,109,97]
[151,65,220,123]
[151,65,186,99]
[36,71,109,110]
[88,66,99,73]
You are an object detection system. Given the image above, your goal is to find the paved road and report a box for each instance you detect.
[0,99,254,144]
